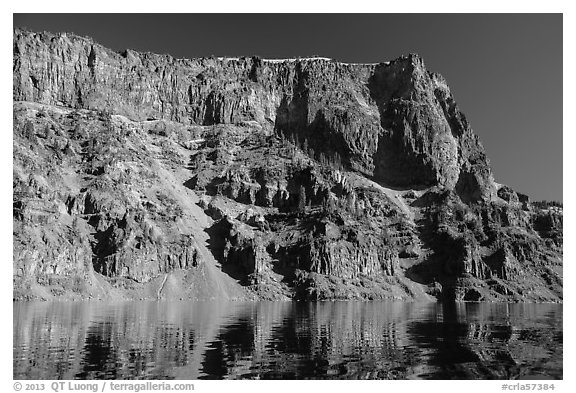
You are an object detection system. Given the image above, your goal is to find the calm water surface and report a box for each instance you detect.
[13,301,562,380]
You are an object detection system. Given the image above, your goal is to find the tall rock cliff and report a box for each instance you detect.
[13,29,562,301]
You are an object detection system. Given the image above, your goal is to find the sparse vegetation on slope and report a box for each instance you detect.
[13,29,562,301]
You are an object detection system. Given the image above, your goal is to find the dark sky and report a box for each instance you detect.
[13,14,563,201]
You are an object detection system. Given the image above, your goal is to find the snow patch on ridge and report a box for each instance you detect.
[214,57,386,66]
[263,57,333,63]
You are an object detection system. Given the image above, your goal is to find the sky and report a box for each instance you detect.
[12,14,563,201]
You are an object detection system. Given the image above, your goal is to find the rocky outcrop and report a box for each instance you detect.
[369,57,494,198]
[406,188,562,301]
[13,29,495,202]
[13,29,562,302]
[13,102,250,300]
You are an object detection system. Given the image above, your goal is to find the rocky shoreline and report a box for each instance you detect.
[13,29,562,302]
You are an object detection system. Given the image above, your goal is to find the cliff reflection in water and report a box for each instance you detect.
[13,301,562,380]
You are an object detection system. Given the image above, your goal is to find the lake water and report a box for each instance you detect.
[13,301,562,380]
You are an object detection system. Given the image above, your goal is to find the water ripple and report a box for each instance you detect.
[13,301,562,380]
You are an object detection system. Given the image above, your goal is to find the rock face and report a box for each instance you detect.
[13,29,562,301]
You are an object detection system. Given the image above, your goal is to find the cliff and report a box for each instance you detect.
[12,29,562,301]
